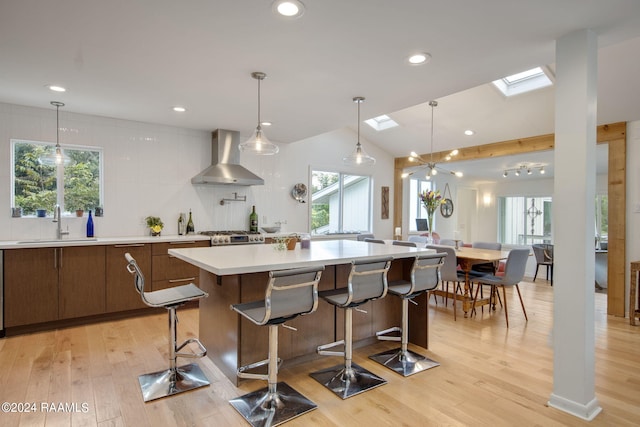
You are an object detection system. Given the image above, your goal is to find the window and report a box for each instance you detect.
[12,139,103,216]
[408,178,434,231]
[497,196,552,245]
[310,170,372,234]
[596,194,608,244]
[365,114,399,131]
[492,66,553,97]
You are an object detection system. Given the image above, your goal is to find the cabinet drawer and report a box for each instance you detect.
[152,254,199,282]
[152,239,209,255]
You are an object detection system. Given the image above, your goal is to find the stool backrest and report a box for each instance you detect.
[263,266,325,323]
[125,252,152,307]
[426,245,458,283]
[409,253,445,294]
[393,240,417,247]
[363,238,385,244]
[346,257,393,305]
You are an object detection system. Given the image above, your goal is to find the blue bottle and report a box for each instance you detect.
[86,210,94,238]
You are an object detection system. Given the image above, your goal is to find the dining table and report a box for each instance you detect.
[414,245,510,317]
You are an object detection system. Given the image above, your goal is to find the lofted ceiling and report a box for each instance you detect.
[1,0,639,180]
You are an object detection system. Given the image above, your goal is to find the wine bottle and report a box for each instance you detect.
[186,210,195,234]
[178,213,185,235]
[86,210,94,238]
[250,205,258,233]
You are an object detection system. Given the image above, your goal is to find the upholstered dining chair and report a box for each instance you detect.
[532,243,554,286]
[470,241,502,276]
[471,248,530,327]
[426,245,466,320]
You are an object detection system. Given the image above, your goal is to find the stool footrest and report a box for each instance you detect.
[237,357,283,381]
[375,326,402,342]
[175,338,207,359]
[317,339,345,357]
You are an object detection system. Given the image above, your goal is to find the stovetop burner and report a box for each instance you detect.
[199,230,265,245]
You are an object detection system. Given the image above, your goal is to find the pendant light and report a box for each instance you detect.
[40,101,71,166]
[239,72,279,155]
[343,96,376,166]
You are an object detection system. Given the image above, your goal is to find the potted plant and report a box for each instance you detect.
[145,216,164,236]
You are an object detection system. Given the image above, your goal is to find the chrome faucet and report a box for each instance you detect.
[53,204,69,239]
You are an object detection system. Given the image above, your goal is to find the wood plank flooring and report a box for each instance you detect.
[1,278,639,426]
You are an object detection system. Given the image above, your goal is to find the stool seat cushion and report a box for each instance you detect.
[387,279,412,296]
[319,288,376,307]
[144,283,206,307]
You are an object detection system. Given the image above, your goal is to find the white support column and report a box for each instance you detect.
[548,29,602,420]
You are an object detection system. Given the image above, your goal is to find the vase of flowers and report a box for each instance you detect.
[419,190,445,243]
[145,216,164,236]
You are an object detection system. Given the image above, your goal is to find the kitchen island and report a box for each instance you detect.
[169,239,437,384]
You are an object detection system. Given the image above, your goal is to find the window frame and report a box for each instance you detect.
[11,138,104,217]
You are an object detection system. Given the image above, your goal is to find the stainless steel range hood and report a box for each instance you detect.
[191,129,264,186]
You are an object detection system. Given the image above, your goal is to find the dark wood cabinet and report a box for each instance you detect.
[4,248,59,327]
[105,243,151,312]
[151,240,209,291]
[59,245,106,319]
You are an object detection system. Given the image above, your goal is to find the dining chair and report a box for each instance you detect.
[420,231,440,243]
[408,235,429,244]
[470,241,502,276]
[438,239,456,246]
[532,243,554,286]
[426,245,466,320]
[471,248,530,327]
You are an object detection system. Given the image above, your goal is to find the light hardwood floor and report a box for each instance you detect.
[1,278,639,426]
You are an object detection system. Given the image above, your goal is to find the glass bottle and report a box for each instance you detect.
[178,213,185,235]
[186,210,195,234]
[250,206,258,233]
[86,210,94,238]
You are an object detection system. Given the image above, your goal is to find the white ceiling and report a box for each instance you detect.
[1,0,639,179]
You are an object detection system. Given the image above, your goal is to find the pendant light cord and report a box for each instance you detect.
[256,76,262,132]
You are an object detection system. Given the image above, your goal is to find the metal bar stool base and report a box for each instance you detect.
[309,362,387,399]
[138,362,209,402]
[369,348,440,377]
[229,382,317,427]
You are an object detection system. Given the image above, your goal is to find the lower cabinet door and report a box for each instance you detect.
[59,246,106,319]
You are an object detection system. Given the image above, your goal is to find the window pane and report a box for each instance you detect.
[64,149,101,213]
[311,171,339,234]
[342,174,371,232]
[408,178,433,231]
[498,196,552,245]
[13,141,58,216]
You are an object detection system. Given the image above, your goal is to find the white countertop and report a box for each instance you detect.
[168,239,434,276]
[0,234,210,249]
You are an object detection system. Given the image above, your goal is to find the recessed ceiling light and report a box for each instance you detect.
[407,53,431,65]
[273,0,305,18]
[172,106,187,112]
[464,129,475,136]
[48,85,66,92]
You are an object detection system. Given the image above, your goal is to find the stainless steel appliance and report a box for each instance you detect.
[200,231,265,246]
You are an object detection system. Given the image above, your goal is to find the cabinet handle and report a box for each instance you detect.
[168,277,196,283]
[114,244,145,248]
[169,241,196,245]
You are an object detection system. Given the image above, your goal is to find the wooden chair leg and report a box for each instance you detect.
[501,285,509,328]
[515,284,528,321]
[471,283,482,316]
[534,264,540,281]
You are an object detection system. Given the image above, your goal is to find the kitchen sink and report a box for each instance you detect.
[17,238,98,244]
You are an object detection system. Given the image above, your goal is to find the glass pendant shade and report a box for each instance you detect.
[39,101,71,166]
[343,96,376,166]
[239,72,279,155]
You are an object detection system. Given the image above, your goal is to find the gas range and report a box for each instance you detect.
[199,230,265,246]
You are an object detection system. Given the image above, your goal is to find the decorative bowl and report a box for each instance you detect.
[262,226,281,233]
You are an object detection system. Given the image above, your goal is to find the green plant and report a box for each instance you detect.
[145,216,164,233]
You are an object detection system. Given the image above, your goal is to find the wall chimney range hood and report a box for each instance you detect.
[191,129,264,186]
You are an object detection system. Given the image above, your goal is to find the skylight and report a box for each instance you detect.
[492,66,553,97]
[365,114,399,131]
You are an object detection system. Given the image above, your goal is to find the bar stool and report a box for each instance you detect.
[310,257,392,399]
[124,253,209,402]
[229,266,324,427]
[370,253,444,376]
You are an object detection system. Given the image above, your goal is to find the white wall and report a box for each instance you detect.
[0,102,395,241]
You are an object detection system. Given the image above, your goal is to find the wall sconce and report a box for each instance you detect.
[483,193,492,207]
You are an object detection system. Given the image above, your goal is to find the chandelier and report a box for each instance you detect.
[402,101,462,180]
